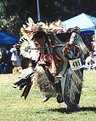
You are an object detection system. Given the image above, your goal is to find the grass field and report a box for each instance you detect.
[0,70,96,121]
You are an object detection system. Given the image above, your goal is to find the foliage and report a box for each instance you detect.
[0,0,96,35]
[0,71,96,121]
[0,14,22,34]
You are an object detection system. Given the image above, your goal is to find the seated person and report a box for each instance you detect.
[83,51,96,70]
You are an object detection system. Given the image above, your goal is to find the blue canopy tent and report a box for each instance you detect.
[0,31,19,44]
[62,13,96,31]
[62,13,96,50]
[62,13,96,36]
[80,30,94,36]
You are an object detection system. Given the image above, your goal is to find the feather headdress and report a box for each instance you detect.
[20,18,66,36]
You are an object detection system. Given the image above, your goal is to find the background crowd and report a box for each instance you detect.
[0,37,96,74]
[0,44,20,74]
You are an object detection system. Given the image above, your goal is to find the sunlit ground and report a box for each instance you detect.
[0,70,96,121]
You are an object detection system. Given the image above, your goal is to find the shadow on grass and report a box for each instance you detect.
[47,107,96,113]
[34,107,96,114]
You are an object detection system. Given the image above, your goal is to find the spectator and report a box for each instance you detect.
[10,44,21,67]
[0,50,3,73]
[0,49,2,60]
[83,51,96,70]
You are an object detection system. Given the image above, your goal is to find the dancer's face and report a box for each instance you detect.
[35,36,45,47]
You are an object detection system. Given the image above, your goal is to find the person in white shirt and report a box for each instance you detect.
[10,44,21,66]
[83,51,96,70]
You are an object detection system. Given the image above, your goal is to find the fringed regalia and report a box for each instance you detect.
[32,37,57,98]
[49,31,88,108]
[12,18,89,110]
[33,65,56,97]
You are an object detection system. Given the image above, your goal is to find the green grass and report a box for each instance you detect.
[0,70,96,121]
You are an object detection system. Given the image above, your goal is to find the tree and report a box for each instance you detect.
[0,0,96,35]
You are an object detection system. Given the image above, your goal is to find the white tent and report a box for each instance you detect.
[62,13,96,31]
